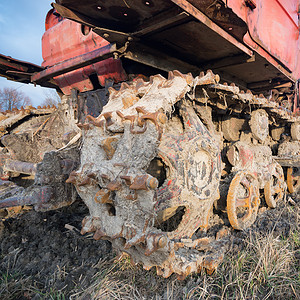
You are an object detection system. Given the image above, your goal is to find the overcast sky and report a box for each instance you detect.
[0,0,54,106]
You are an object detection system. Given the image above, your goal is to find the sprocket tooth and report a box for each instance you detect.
[101,137,118,159]
[149,74,165,84]
[120,82,130,91]
[94,189,112,204]
[135,77,147,89]
[168,71,175,80]
[173,70,185,78]
[81,216,95,235]
[135,106,148,114]
[107,180,121,191]
[176,273,187,280]
[162,266,173,278]
[108,87,118,99]
[93,228,107,240]
[102,112,114,126]
[206,69,215,76]
[77,177,91,186]
[77,123,92,130]
[185,72,194,85]
[66,170,78,184]
[156,266,164,276]
[86,115,104,128]
[205,69,220,83]
[143,265,152,271]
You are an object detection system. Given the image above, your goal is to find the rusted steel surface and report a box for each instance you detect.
[286,167,300,193]
[223,0,300,81]
[48,0,299,97]
[33,44,119,86]
[0,185,53,209]
[38,14,127,95]
[4,160,37,176]
[170,0,252,57]
[0,54,52,86]
[226,171,260,230]
[273,156,300,167]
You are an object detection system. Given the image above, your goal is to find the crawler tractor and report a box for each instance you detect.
[0,0,299,278]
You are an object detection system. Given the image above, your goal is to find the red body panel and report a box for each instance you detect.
[42,10,127,95]
[224,0,300,80]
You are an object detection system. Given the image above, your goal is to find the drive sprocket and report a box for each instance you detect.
[67,70,229,278]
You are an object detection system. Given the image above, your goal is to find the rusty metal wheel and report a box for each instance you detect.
[227,171,260,230]
[264,163,285,208]
[291,122,300,141]
[287,167,300,194]
[249,109,269,142]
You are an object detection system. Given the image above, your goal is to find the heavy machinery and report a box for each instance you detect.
[0,0,299,278]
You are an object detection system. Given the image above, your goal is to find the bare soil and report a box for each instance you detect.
[0,193,299,300]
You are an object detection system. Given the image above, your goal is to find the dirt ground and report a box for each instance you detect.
[0,192,299,300]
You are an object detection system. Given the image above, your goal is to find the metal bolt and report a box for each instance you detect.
[147,177,159,190]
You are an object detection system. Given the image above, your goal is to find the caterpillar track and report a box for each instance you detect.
[64,70,300,278]
[0,102,80,216]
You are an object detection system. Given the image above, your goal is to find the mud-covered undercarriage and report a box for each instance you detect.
[0,70,298,278]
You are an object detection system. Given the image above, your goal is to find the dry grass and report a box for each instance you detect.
[73,203,300,300]
[70,230,299,300]
[0,202,298,299]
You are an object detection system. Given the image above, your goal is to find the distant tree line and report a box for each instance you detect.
[0,87,61,111]
[0,87,31,111]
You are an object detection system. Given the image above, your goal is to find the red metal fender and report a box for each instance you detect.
[41,9,127,95]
